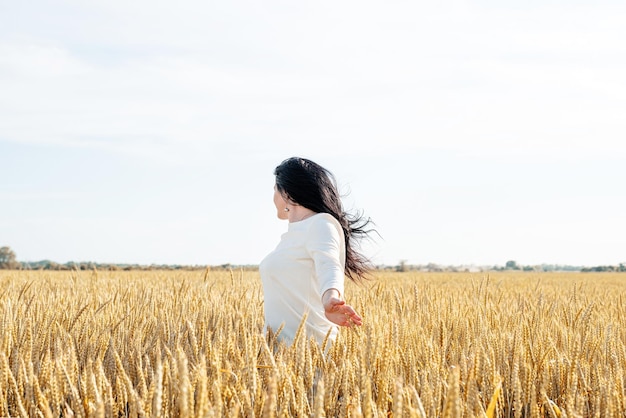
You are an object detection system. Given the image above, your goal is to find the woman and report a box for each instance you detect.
[260,157,373,345]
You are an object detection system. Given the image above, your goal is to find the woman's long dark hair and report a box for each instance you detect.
[274,157,375,282]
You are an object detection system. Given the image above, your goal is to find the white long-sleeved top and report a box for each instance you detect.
[259,213,345,344]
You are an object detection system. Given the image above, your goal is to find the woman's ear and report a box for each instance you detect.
[281,192,295,206]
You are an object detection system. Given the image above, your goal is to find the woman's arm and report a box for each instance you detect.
[307,215,362,327]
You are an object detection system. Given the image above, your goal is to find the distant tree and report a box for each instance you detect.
[397,260,408,272]
[425,262,442,272]
[0,246,19,269]
[505,260,520,270]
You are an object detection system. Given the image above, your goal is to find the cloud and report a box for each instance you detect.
[1,1,625,162]
[0,191,74,201]
[0,42,90,78]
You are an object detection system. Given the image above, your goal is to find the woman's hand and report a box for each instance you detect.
[322,289,363,327]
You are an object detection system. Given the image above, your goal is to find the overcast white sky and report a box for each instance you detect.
[1,1,625,267]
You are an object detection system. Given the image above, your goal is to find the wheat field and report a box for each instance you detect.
[0,269,625,417]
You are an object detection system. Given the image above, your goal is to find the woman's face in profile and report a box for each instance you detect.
[273,185,288,220]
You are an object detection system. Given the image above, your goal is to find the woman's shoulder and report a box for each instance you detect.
[308,213,343,236]
[309,212,338,225]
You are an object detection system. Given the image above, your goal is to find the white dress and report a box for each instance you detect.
[260,213,346,344]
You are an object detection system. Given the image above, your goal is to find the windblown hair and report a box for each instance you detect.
[274,157,375,282]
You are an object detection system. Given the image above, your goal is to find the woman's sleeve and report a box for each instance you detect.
[306,215,345,298]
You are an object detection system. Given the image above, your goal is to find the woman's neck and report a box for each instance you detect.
[288,206,317,223]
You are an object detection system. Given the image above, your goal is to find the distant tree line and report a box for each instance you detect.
[19,260,214,271]
[497,260,626,273]
[492,260,582,272]
[0,246,256,271]
[17,260,257,272]
[1,245,624,273]
[386,259,626,273]
[580,264,626,272]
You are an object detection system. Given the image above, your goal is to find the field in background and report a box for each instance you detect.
[1,270,625,417]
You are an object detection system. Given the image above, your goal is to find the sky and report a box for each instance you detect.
[1,1,625,268]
